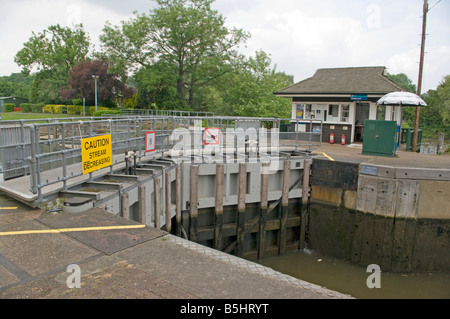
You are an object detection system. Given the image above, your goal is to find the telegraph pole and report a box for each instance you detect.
[412,0,428,153]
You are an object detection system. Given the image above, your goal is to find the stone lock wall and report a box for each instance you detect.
[308,159,450,273]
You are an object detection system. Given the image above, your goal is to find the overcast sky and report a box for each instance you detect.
[1,0,449,93]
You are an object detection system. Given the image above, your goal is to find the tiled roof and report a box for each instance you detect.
[275,66,406,95]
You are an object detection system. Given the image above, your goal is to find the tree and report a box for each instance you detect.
[388,73,417,126]
[60,60,135,107]
[99,13,154,77]
[100,0,249,108]
[14,24,91,103]
[15,24,91,74]
[390,73,450,139]
[131,63,187,110]
[0,73,34,98]
[435,75,450,125]
[205,50,294,117]
[420,75,450,130]
[30,69,68,103]
[387,73,416,93]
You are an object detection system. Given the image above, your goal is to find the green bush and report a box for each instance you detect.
[422,125,450,140]
[88,106,109,116]
[42,104,85,115]
[4,103,15,112]
[92,109,122,117]
[72,98,82,106]
[43,104,65,114]
[31,103,44,113]
[20,103,33,112]
[67,105,83,116]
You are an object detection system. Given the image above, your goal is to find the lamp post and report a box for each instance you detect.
[92,75,99,113]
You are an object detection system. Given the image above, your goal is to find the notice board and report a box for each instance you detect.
[81,134,113,174]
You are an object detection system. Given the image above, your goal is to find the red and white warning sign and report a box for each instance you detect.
[145,131,156,153]
[203,128,221,146]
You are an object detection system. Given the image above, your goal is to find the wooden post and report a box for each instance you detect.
[139,185,146,225]
[412,0,428,153]
[214,164,224,250]
[165,170,172,233]
[258,162,269,259]
[236,163,247,257]
[154,177,161,229]
[121,192,130,220]
[437,133,445,153]
[279,160,290,255]
[176,165,182,237]
[300,159,312,250]
[190,165,199,242]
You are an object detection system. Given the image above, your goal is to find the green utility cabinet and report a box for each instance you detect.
[362,120,398,157]
[404,128,423,152]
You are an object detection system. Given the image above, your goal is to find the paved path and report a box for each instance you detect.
[312,142,450,169]
[0,207,352,300]
[313,143,450,169]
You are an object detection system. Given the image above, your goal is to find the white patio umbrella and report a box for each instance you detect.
[377,91,426,152]
[377,91,427,107]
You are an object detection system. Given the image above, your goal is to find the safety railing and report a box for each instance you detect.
[0,115,321,201]
[0,117,97,180]
[169,116,322,152]
[119,109,215,118]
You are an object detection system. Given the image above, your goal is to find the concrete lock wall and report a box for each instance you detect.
[176,157,307,259]
[309,159,450,273]
[68,159,178,230]
[72,154,308,260]
[69,155,448,273]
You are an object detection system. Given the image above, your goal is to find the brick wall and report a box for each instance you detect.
[291,123,353,144]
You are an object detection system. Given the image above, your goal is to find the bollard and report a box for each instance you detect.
[437,133,445,153]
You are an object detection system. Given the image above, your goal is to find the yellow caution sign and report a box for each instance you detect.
[81,134,113,175]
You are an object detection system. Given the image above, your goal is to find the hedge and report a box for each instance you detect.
[67,105,83,115]
[92,109,122,117]
[89,106,109,115]
[19,103,42,113]
[19,103,32,112]
[11,103,116,116]
[43,104,86,116]
[3,103,15,112]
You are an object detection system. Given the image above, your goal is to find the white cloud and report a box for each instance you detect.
[387,47,421,81]
[217,0,450,92]
[1,0,449,93]
[421,45,450,90]
[0,0,134,74]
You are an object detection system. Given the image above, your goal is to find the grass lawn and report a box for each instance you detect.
[0,112,83,121]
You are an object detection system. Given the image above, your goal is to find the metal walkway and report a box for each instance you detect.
[0,116,322,208]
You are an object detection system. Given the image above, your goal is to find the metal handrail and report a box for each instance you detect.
[1,115,321,200]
